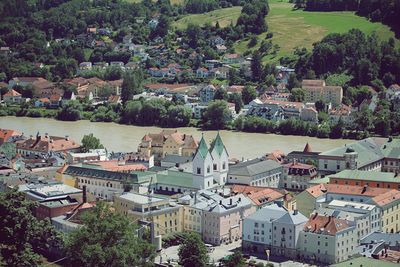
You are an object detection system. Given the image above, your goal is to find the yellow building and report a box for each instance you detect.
[372,190,400,233]
[114,192,184,237]
[302,79,343,107]
[139,130,198,158]
[55,165,77,187]
[295,184,327,217]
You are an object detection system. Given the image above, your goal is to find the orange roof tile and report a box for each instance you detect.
[4,89,21,97]
[0,129,21,144]
[372,190,400,207]
[304,214,353,235]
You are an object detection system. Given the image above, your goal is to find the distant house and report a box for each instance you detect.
[209,36,225,46]
[216,44,227,53]
[199,85,216,103]
[223,54,242,64]
[79,62,92,71]
[49,94,62,108]
[385,84,400,101]
[205,60,221,69]
[3,89,22,104]
[329,104,355,127]
[300,107,318,123]
[107,80,123,96]
[196,68,209,79]
[34,98,50,108]
[108,95,121,104]
[148,67,169,78]
[125,62,138,71]
[148,18,159,29]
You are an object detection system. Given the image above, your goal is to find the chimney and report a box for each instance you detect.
[293,209,298,215]
[219,200,222,205]
[83,185,87,203]
[65,135,70,141]
[229,198,232,205]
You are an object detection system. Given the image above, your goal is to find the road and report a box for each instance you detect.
[154,240,315,267]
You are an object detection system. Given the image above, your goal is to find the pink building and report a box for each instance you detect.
[202,194,255,245]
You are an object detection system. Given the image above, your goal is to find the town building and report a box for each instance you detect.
[66,149,108,164]
[371,190,400,233]
[381,137,400,174]
[227,158,282,187]
[300,107,318,123]
[179,190,255,245]
[281,160,317,191]
[20,182,90,220]
[230,184,285,209]
[298,213,357,264]
[296,183,392,218]
[329,104,355,127]
[138,130,198,159]
[329,170,400,190]
[0,129,22,145]
[286,143,320,165]
[302,79,343,106]
[16,134,80,157]
[317,138,386,175]
[114,192,183,237]
[318,199,381,241]
[243,204,308,259]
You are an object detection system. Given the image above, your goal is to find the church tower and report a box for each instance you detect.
[344,146,358,170]
[210,132,229,185]
[192,135,214,189]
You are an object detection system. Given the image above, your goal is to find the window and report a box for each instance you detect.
[207,166,210,173]
[223,162,226,170]
[197,168,201,174]
[213,164,217,170]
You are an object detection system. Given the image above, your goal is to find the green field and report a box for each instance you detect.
[234,0,397,62]
[172,7,242,30]
[124,0,184,4]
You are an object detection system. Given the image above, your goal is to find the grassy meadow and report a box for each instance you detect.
[172,7,242,30]
[234,0,397,62]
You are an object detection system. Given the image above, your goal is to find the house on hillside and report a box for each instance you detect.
[3,89,22,104]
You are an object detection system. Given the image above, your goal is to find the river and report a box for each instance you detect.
[0,116,351,159]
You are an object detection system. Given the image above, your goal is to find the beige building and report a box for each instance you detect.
[138,130,198,158]
[302,79,343,106]
[371,190,400,233]
[114,192,183,237]
[298,214,357,264]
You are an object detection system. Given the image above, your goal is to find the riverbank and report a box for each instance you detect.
[0,116,353,158]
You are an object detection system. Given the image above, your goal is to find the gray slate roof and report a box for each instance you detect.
[228,159,282,177]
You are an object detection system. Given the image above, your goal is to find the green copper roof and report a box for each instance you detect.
[381,137,400,159]
[196,135,209,159]
[210,132,227,157]
[331,170,397,183]
[331,257,399,267]
[156,170,196,188]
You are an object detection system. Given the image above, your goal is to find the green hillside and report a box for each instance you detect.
[234,0,397,62]
[172,7,242,30]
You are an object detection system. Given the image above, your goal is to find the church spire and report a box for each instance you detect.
[196,134,209,159]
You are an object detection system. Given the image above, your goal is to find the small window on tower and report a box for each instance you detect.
[197,168,201,174]
[207,166,210,173]
[213,164,217,170]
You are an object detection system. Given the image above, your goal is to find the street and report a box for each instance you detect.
[154,240,315,267]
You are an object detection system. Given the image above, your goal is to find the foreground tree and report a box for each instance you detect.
[0,189,58,267]
[178,232,209,267]
[81,133,104,152]
[241,85,258,105]
[65,202,155,267]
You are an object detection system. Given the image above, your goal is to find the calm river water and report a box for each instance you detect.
[0,116,351,159]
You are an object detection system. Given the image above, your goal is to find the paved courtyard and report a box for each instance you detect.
[154,240,315,267]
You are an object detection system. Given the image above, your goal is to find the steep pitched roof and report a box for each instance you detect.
[303,143,312,153]
[195,135,209,159]
[372,190,400,207]
[209,132,228,157]
[304,214,353,236]
[4,89,21,97]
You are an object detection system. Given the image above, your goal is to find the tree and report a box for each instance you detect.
[224,251,246,267]
[214,87,228,100]
[241,85,257,105]
[229,92,243,114]
[289,88,305,102]
[166,105,192,127]
[203,100,232,129]
[355,106,374,132]
[81,133,104,152]
[0,189,59,267]
[287,73,300,90]
[57,100,82,121]
[121,100,142,124]
[330,119,345,139]
[251,51,263,82]
[121,71,143,104]
[178,232,209,267]
[65,202,155,267]
[315,100,326,112]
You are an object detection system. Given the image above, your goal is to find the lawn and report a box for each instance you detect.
[124,0,184,4]
[172,7,242,30]
[234,0,397,62]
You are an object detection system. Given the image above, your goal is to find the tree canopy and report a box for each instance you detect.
[178,232,209,267]
[65,201,155,267]
[81,133,104,152]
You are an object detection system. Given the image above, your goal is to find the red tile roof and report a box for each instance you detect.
[231,185,284,206]
[372,190,400,207]
[304,214,353,236]
[4,89,21,97]
[16,135,80,153]
[0,129,21,144]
